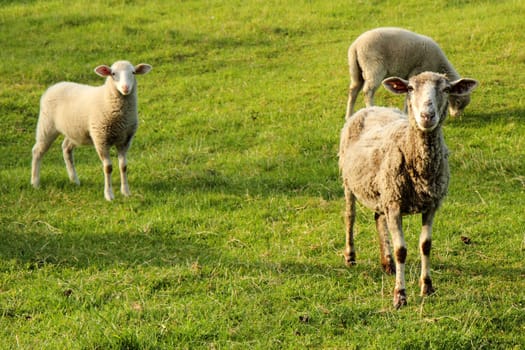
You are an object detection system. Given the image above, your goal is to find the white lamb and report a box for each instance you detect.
[31,60,152,201]
[345,27,472,118]
[339,71,477,308]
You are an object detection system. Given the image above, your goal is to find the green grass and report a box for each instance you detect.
[1,0,524,348]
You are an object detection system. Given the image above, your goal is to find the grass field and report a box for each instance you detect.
[1,0,524,348]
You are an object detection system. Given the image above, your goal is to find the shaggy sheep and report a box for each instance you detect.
[31,60,152,201]
[345,27,472,118]
[339,71,477,308]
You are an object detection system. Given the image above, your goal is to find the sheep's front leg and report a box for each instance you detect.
[95,145,114,201]
[343,185,356,266]
[420,209,436,296]
[62,138,80,185]
[386,206,407,309]
[117,144,131,197]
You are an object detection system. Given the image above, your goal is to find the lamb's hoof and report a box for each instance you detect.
[393,289,407,309]
[69,176,80,185]
[104,192,115,201]
[420,278,435,296]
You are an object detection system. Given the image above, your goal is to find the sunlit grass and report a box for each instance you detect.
[0,0,524,348]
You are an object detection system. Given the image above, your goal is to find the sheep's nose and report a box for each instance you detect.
[420,112,433,121]
[449,108,461,117]
[121,85,130,94]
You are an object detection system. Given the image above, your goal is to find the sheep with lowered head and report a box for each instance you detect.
[339,71,477,308]
[31,60,152,201]
[345,27,472,118]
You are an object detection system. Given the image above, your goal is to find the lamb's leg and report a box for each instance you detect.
[386,206,407,309]
[343,185,356,266]
[420,209,436,296]
[62,138,80,185]
[31,128,59,188]
[375,213,395,274]
[362,69,385,108]
[95,144,114,201]
[346,77,364,119]
[362,82,379,109]
[117,143,131,197]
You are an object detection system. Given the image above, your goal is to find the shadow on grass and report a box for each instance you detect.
[446,108,525,127]
[0,224,354,280]
[140,162,341,201]
[0,229,211,270]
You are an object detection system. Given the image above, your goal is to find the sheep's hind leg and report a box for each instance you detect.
[375,213,395,274]
[117,143,131,197]
[62,138,80,185]
[362,68,386,108]
[31,129,59,188]
[419,210,436,297]
[346,77,363,119]
[343,185,356,266]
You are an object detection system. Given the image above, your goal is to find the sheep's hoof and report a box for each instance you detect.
[420,278,435,296]
[381,257,395,275]
[393,289,407,309]
[68,175,80,185]
[343,251,356,267]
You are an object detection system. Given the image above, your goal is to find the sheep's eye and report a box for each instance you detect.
[443,87,450,93]
[407,85,414,92]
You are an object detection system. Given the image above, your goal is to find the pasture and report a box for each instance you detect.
[0,0,524,348]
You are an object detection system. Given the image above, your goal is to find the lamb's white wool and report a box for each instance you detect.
[339,72,477,308]
[31,60,152,201]
[345,27,473,118]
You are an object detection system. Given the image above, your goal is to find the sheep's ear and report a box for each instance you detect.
[450,78,478,96]
[382,77,409,94]
[134,64,152,75]
[94,65,112,77]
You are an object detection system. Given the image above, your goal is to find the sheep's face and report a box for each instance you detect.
[382,72,478,132]
[95,61,152,96]
[407,74,451,132]
[448,94,471,117]
[383,72,449,132]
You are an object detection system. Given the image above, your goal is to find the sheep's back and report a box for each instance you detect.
[41,82,101,145]
[353,27,452,78]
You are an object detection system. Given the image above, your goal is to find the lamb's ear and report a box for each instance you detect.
[134,64,152,75]
[450,78,478,96]
[94,65,112,77]
[382,77,409,94]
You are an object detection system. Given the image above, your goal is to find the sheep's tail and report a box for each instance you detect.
[348,44,363,82]
[345,44,364,119]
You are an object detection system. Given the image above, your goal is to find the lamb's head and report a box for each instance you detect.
[448,94,471,117]
[95,61,152,96]
[383,72,478,132]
